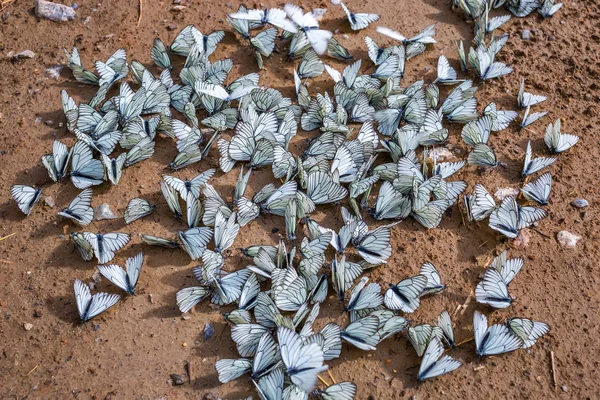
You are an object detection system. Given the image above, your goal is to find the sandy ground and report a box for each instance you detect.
[0,0,599,399]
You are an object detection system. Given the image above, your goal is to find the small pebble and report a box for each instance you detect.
[24,323,33,331]
[170,374,185,386]
[93,324,100,331]
[571,199,588,208]
[204,323,214,340]
[167,23,178,31]
[557,231,582,248]
[522,29,531,40]
[94,203,119,220]
[10,50,35,59]
[330,0,341,4]
[561,385,568,392]
[35,0,76,22]
[44,196,55,208]
[182,315,190,320]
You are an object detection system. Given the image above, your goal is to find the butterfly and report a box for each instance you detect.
[488,196,547,238]
[470,47,512,80]
[517,77,547,108]
[278,327,328,392]
[124,198,156,224]
[506,317,550,348]
[384,275,428,313]
[101,153,127,185]
[140,234,180,249]
[436,310,456,348]
[420,262,446,296]
[164,169,215,201]
[464,184,496,222]
[11,185,42,216]
[73,279,121,322]
[83,232,131,264]
[228,7,297,33]
[178,227,213,260]
[176,286,211,313]
[284,3,333,55]
[522,140,556,177]
[340,315,380,351]
[42,140,72,182]
[340,1,379,30]
[95,48,128,87]
[190,29,225,57]
[521,172,552,205]
[417,338,462,381]
[434,55,463,85]
[376,24,436,44]
[544,118,579,154]
[98,252,144,295]
[538,0,563,18]
[520,105,548,128]
[58,189,94,226]
[64,47,100,85]
[297,49,325,79]
[215,359,252,383]
[473,310,523,356]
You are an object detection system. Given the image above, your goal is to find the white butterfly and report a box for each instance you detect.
[177,227,213,260]
[376,24,436,44]
[384,275,427,313]
[285,3,333,55]
[538,0,563,18]
[473,310,523,356]
[98,252,144,295]
[95,48,128,87]
[278,327,328,392]
[521,172,552,205]
[11,185,42,216]
[124,198,156,224]
[544,118,579,154]
[489,196,547,238]
[229,7,297,33]
[520,105,548,128]
[42,140,72,182]
[176,286,210,313]
[71,232,94,261]
[316,381,357,400]
[522,140,556,177]
[341,315,380,351]
[214,210,240,254]
[407,324,443,357]
[215,359,252,383]
[471,47,512,80]
[74,279,121,322]
[340,1,379,30]
[345,277,383,312]
[475,268,513,308]
[506,317,550,348]
[434,55,463,85]
[436,310,456,348]
[70,141,105,189]
[58,188,94,226]
[164,169,215,200]
[417,338,462,381]
[83,232,131,264]
[101,153,127,185]
[195,81,257,103]
[420,262,446,296]
[517,77,547,108]
[253,368,285,400]
[464,183,496,222]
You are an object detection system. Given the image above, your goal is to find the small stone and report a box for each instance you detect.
[271,227,279,234]
[33,309,42,318]
[171,5,186,11]
[204,323,214,340]
[72,3,79,10]
[557,231,582,249]
[203,394,221,400]
[513,229,531,248]
[182,315,190,320]
[94,203,119,220]
[330,0,341,4]
[93,324,100,331]
[24,323,33,331]
[571,199,588,208]
[167,23,178,31]
[46,66,63,79]
[495,187,520,201]
[561,386,567,392]
[35,0,76,22]
[170,374,185,386]
[522,29,531,40]
[44,196,56,208]
[11,50,35,59]
[548,35,555,41]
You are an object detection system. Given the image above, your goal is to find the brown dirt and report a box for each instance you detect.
[1,0,599,399]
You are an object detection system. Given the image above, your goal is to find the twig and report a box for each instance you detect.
[327,370,336,384]
[550,350,557,391]
[0,0,15,13]
[185,360,191,384]
[531,228,551,239]
[26,365,38,376]
[478,240,488,248]
[0,259,14,264]
[317,374,329,387]
[454,290,473,318]
[0,232,16,242]
[455,337,474,347]
[137,0,143,27]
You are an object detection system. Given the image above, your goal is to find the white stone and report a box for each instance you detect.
[556,231,581,249]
